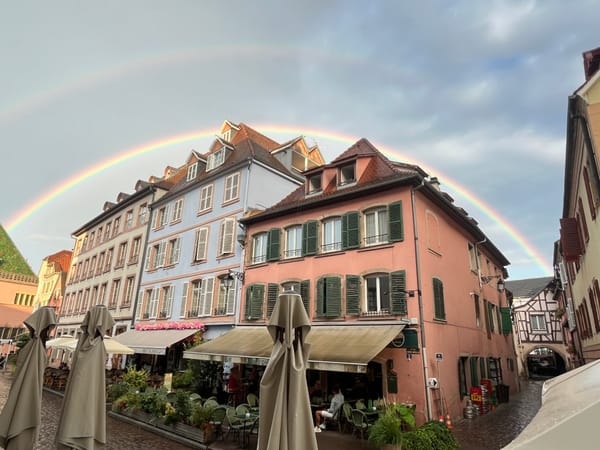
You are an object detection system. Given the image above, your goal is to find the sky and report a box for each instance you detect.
[1,0,597,280]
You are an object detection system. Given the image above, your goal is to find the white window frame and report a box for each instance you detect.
[219,217,235,256]
[199,277,215,317]
[138,204,148,225]
[223,172,240,203]
[364,274,390,313]
[160,285,174,318]
[179,282,189,318]
[109,279,121,307]
[172,198,183,222]
[125,210,134,230]
[123,276,135,306]
[217,277,235,315]
[530,314,547,332]
[148,288,159,319]
[364,207,389,246]
[322,217,342,252]
[207,147,226,171]
[190,281,201,316]
[308,174,322,194]
[167,237,181,265]
[285,225,302,259]
[199,184,214,212]
[252,232,268,264]
[187,162,198,181]
[338,163,356,186]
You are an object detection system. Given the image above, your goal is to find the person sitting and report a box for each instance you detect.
[314,385,344,432]
[309,380,323,404]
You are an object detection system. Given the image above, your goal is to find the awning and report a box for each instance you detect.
[183,324,404,373]
[113,329,199,355]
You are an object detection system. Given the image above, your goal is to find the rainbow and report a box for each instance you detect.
[3,124,552,275]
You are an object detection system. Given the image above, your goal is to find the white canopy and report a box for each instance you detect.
[47,335,134,355]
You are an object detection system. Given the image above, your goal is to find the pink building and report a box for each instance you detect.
[192,139,519,423]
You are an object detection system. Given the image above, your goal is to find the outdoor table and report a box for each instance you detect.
[235,412,259,448]
[361,408,381,423]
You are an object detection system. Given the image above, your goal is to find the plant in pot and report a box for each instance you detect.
[368,404,416,450]
[190,403,217,443]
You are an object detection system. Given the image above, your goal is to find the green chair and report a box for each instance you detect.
[351,409,371,439]
[210,405,227,440]
[339,402,354,433]
[247,393,259,408]
[235,403,250,415]
[224,406,245,442]
[204,398,219,409]
[355,399,366,410]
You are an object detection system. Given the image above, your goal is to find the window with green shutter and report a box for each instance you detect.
[389,201,404,242]
[500,307,512,334]
[302,221,318,256]
[267,228,280,261]
[300,280,310,315]
[316,276,341,318]
[469,356,479,387]
[390,270,407,315]
[345,275,361,315]
[245,284,264,320]
[433,278,446,320]
[488,302,495,333]
[480,357,486,380]
[342,212,360,250]
[266,283,279,318]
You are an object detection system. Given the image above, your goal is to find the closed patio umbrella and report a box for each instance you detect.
[258,292,317,450]
[56,305,115,449]
[0,306,57,450]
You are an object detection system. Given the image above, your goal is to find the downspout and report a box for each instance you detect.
[234,159,252,326]
[410,180,432,421]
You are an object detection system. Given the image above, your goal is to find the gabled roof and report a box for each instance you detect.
[0,225,35,276]
[45,250,73,272]
[504,277,555,299]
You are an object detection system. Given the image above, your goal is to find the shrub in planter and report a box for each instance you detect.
[369,403,416,449]
[172,369,194,389]
[401,420,459,450]
[109,382,129,403]
[123,366,150,391]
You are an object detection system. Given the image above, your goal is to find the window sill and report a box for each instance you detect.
[315,250,345,259]
[358,244,393,253]
[279,257,305,264]
[433,318,447,324]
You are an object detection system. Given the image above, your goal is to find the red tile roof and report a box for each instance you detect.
[46,250,72,273]
[0,304,33,328]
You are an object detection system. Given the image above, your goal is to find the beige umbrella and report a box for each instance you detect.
[258,292,317,450]
[0,306,57,450]
[56,305,115,449]
[46,334,74,349]
[51,335,134,355]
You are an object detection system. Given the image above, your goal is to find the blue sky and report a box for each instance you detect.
[1,0,598,279]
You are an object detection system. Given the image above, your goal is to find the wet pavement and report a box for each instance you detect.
[1,366,543,450]
[452,379,543,450]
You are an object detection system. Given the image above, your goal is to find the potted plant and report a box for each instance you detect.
[190,403,217,444]
[368,404,416,450]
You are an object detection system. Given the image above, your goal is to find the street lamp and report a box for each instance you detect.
[480,274,505,293]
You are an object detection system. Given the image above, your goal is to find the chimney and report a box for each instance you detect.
[583,46,600,81]
[429,177,441,191]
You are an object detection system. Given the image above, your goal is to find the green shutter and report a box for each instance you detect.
[480,357,487,380]
[342,211,360,250]
[267,228,280,261]
[433,278,446,320]
[345,275,361,316]
[500,307,512,334]
[249,284,264,320]
[244,286,252,320]
[470,357,478,386]
[390,270,407,315]
[389,201,404,242]
[326,277,342,318]
[300,280,310,315]
[266,283,279,318]
[316,278,325,317]
[302,221,318,256]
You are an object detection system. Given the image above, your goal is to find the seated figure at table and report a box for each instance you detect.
[314,385,344,432]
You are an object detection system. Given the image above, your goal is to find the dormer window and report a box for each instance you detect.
[187,163,198,181]
[307,174,322,194]
[338,163,356,186]
[207,147,227,171]
[222,129,232,142]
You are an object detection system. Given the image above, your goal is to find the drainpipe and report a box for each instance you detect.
[410,180,432,421]
[234,159,252,326]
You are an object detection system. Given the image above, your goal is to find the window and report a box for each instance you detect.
[172,199,183,222]
[458,357,468,398]
[97,253,105,275]
[160,286,174,318]
[129,236,141,264]
[194,227,209,262]
[113,217,120,237]
[138,203,148,225]
[89,231,95,248]
[123,276,135,306]
[109,279,121,308]
[302,221,318,256]
[156,241,167,268]
[307,174,322,194]
[530,314,547,332]
[338,163,356,185]
[207,147,226,171]
[252,232,268,264]
[147,288,159,319]
[365,274,390,313]
[199,277,215,316]
[187,162,198,181]
[96,227,103,245]
[82,289,90,312]
[190,281,201,317]
[223,172,240,203]
[116,241,127,268]
[488,302,496,333]
[90,286,98,306]
[468,243,478,272]
[179,282,189,318]
[104,248,114,272]
[125,210,134,230]
[222,129,232,141]
[322,217,341,252]
[433,278,446,320]
[583,166,597,220]
[245,284,265,320]
[89,256,97,278]
[216,276,235,315]
[167,237,181,265]
[98,283,107,306]
[578,198,590,243]
[316,276,341,317]
[281,281,301,293]
[104,222,112,241]
[365,208,388,245]
[219,217,235,256]
[285,225,302,258]
[199,184,214,212]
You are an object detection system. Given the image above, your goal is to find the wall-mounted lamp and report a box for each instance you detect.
[223,269,245,290]
[480,275,505,293]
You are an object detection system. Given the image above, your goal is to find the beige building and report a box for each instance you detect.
[33,250,72,309]
[57,179,173,338]
[559,46,600,364]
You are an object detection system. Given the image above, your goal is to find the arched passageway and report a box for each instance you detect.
[526,347,566,378]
